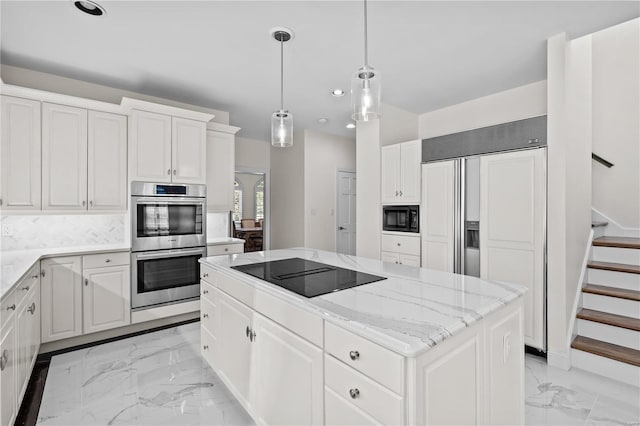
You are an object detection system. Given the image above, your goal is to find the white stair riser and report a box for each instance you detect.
[576,319,640,351]
[587,269,640,292]
[571,348,640,388]
[592,246,640,265]
[582,293,640,319]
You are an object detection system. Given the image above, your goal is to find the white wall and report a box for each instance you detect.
[270,133,305,249]
[356,119,381,259]
[0,65,229,124]
[591,18,640,229]
[380,103,419,146]
[419,81,547,138]
[304,130,356,251]
[236,137,271,170]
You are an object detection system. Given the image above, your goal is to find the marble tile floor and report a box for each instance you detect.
[35,322,639,425]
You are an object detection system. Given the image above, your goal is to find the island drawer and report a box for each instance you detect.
[381,234,420,255]
[325,387,380,426]
[207,243,244,256]
[83,252,129,269]
[201,326,217,367]
[325,354,404,425]
[325,322,405,395]
[200,293,217,336]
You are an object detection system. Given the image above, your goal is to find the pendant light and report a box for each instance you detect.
[271,29,293,147]
[351,0,381,122]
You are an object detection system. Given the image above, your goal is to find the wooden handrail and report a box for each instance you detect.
[592,153,614,168]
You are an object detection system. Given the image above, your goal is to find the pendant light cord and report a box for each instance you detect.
[364,0,368,67]
[280,37,284,111]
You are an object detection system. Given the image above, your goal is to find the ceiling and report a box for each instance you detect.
[1,1,638,141]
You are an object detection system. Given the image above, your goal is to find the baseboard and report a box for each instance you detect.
[547,350,571,370]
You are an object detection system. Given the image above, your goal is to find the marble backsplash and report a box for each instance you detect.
[0,212,229,251]
[0,214,127,251]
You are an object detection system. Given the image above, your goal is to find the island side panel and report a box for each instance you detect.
[412,297,524,425]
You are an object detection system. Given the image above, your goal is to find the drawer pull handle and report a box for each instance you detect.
[28,302,36,315]
[21,285,30,291]
[246,326,251,338]
[224,248,229,252]
[0,349,7,371]
[105,258,111,263]
[349,388,360,399]
[349,350,360,361]
[202,290,209,295]
[31,274,39,280]
[203,313,209,318]
[85,278,89,286]
[203,345,209,350]
[6,304,15,311]
[203,273,209,278]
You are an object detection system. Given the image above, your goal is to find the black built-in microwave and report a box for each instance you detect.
[382,205,419,233]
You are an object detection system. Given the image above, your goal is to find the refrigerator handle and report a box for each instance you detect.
[453,159,461,273]
[459,158,466,276]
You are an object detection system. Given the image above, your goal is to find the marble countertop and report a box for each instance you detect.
[201,248,527,357]
[0,243,131,301]
[206,237,245,245]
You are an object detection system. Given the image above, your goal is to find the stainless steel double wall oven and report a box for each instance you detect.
[131,182,206,310]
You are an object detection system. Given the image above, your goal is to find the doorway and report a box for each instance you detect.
[234,168,269,252]
[336,170,356,255]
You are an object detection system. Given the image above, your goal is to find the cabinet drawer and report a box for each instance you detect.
[381,234,420,255]
[14,264,40,306]
[325,387,380,426]
[325,321,404,395]
[83,251,129,268]
[201,281,216,305]
[200,293,217,337]
[207,244,243,256]
[1,290,16,325]
[325,355,403,425]
[201,326,217,367]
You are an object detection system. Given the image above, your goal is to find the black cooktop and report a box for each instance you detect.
[231,258,386,298]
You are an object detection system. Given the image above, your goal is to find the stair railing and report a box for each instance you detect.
[592,153,614,168]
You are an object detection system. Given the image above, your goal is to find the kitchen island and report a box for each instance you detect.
[199,248,526,425]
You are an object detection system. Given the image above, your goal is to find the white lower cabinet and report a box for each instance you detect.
[0,314,17,426]
[15,282,40,402]
[42,252,131,343]
[251,313,323,426]
[381,234,421,267]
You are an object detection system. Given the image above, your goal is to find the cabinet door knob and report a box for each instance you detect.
[202,289,208,295]
[84,278,89,286]
[203,345,209,350]
[0,349,7,371]
[167,169,171,175]
[6,304,15,311]
[31,274,39,280]
[203,273,208,278]
[173,169,177,175]
[203,313,209,318]
[250,331,256,342]
[246,326,251,338]
[82,200,86,207]
[349,350,360,361]
[224,248,229,252]
[104,258,111,263]
[397,243,401,246]
[399,190,403,196]
[21,286,29,291]
[349,388,360,399]
[41,271,46,278]
[89,200,93,207]
[27,302,36,315]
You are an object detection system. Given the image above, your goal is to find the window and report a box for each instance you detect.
[255,178,264,220]
[233,180,243,222]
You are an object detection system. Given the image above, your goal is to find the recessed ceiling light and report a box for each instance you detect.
[74,0,106,16]
[331,89,345,97]
[318,118,328,124]
[346,123,356,129]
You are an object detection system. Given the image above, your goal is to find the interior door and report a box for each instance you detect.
[480,148,545,350]
[336,171,357,255]
[421,161,455,272]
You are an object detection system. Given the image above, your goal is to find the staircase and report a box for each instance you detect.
[570,235,640,386]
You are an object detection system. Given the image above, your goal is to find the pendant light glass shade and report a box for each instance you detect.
[351,65,381,121]
[271,110,293,147]
[271,29,293,147]
[351,0,381,122]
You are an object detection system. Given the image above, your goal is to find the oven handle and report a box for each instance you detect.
[134,248,206,260]
[133,197,205,204]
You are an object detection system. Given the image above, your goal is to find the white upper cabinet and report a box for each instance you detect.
[0,96,41,210]
[129,110,207,184]
[381,140,421,204]
[129,110,172,183]
[172,117,206,184]
[206,127,237,212]
[42,103,88,210]
[88,111,127,210]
